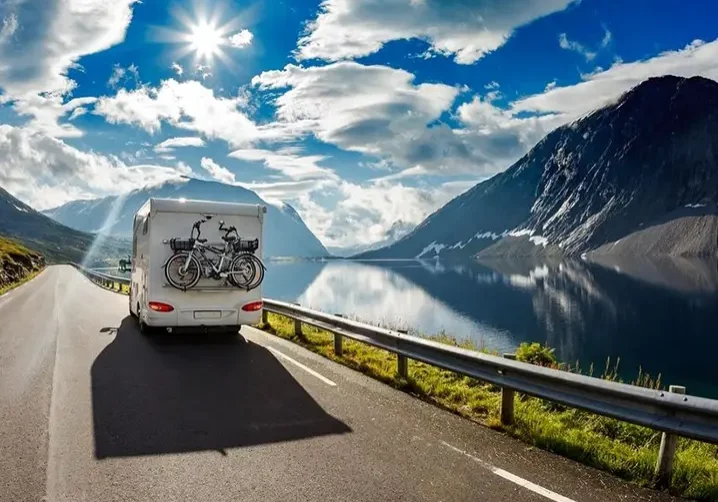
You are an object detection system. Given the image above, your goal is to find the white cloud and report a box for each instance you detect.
[228,29,253,48]
[229,147,338,180]
[514,38,718,119]
[0,125,185,209]
[200,157,236,184]
[11,94,98,137]
[237,179,336,203]
[0,0,136,97]
[252,62,491,173]
[295,0,574,64]
[107,63,139,89]
[94,79,257,146]
[294,179,476,248]
[559,33,596,61]
[558,25,612,62]
[154,136,206,153]
[171,62,184,77]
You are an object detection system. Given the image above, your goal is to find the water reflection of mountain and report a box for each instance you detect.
[374,257,718,397]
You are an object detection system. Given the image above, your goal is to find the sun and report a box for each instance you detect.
[189,21,223,60]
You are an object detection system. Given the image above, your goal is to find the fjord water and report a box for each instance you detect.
[263,257,718,398]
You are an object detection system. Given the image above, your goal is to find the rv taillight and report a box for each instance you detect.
[148,301,174,312]
[241,301,263,312]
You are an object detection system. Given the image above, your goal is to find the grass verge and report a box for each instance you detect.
[260,312,718,501]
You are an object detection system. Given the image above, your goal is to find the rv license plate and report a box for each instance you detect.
[193,310,222,319]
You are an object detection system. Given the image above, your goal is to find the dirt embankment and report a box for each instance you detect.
[0,237,45,290]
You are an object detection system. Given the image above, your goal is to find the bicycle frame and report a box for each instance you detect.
[182,241,234,277]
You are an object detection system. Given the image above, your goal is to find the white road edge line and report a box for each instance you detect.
[266,346,337,387]
[440,441,577,502]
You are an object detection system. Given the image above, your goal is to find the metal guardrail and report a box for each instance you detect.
[71,264,718,484]
[72,263,130,292]
[262,299,718,485]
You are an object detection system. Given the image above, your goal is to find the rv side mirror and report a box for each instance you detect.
[219,220,225,226]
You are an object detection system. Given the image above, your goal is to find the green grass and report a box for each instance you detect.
[260,312,718,501]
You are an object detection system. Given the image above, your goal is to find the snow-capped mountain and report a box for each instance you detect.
[43,178,329,258]
[362,76,718,259]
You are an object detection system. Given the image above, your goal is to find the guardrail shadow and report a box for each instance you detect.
[91,317,351,458]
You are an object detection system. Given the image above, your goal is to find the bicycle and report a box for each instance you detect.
[163,217,265,291]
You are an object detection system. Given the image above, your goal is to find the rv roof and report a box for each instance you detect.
[149,198,266,217]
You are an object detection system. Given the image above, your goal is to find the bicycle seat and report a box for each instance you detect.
[197,238,208,243]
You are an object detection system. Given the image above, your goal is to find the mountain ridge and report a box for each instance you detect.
[43,177,330,258]
[361,75,718,260]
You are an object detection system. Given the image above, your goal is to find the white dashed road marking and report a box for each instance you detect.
[266,346,337,387]
[441,441,577,502]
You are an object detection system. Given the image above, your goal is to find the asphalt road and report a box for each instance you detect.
[0,265,683,502]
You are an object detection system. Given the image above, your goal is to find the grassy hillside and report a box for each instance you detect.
[0,237,45,293]
[0,186,129,265]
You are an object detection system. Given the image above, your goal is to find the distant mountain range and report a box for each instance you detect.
[361,76,718,260]
[328,220,416,257]
[43,178,329,258]
[0,186,128,264]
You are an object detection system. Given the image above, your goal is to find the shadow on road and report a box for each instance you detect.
[91,316,351,458]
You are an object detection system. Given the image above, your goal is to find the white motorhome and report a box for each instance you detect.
[129,198,267,334]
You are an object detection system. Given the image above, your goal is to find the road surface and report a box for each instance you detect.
[0,266,681,502]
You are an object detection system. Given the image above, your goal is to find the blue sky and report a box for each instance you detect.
[1,0,718,249]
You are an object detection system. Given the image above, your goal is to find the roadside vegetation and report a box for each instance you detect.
[260,312,718,501]
[0,237,45,295]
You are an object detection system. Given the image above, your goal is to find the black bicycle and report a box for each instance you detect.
[164,218,265,291]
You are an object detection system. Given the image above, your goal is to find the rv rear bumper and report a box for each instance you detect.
[161,325,242,335]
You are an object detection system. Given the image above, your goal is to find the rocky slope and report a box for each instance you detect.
[0,237,45,291]
[43,178,329,258]
[0,186,128,264]
[361,76,718,259]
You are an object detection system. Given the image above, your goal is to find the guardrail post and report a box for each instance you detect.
[501,353,517,426]
[655,385,686,487]
[334,314,343,356]
[397,354,408,378]
[261,310,268,324]
[292,302,302,337]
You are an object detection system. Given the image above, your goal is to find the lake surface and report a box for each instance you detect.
[99,256,718,397]
[265,257,718,398]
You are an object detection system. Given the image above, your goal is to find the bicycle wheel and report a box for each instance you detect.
[245,254,266,290]
[165,252,201,290]
[228,254,256,289]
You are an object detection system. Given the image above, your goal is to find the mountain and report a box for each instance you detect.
[43,177,329,258]
[0,186,128,264]
[361,76,718,260]
[327,220,416,257]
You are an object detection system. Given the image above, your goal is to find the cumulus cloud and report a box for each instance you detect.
[200,157,236,184]
[228,29,253,48]
[154,136,206,153]
[0,125,184,209]
[94,79,257,146]
[11,94,98,138]
[296,0,574,64]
